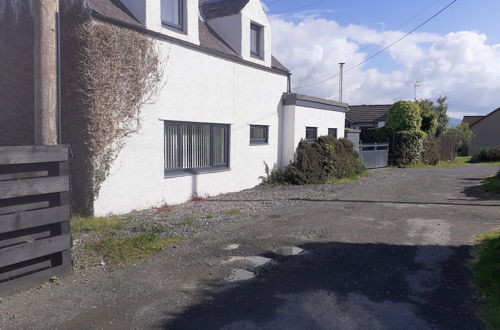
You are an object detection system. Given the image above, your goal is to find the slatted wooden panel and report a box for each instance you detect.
[0,145,71,296]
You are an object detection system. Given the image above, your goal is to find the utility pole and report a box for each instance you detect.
[339,62,345,103]
[34,0,59,145]
[413,80,420,101]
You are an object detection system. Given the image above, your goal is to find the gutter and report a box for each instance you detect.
[89,10,290,77]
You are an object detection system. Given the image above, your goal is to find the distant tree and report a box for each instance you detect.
[434,96,449,136]
[416,99,439,136]
[385,101,422,132]
[447,122,474,146]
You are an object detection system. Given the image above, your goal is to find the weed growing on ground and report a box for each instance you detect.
[71,214,131,235]
[224,208,242,216]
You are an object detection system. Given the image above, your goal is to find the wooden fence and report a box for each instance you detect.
[0,145,71,296]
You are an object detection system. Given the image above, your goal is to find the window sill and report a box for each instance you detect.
[161,22,186,34]
[250,142,269,146]
[164,167,230,178]
[250,54,263,60]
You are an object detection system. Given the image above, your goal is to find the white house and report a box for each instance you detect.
[86,0,347,215]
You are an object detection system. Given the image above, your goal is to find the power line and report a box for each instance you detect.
[293,0,457,90]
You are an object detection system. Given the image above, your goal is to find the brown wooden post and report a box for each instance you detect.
[34,0,59,145]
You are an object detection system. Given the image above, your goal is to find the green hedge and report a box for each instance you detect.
[285,136,365,185]
[389,130,426,167]
[471,147,500,163]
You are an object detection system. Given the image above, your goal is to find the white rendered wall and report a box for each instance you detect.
[94,40,287,215]
[281,105,346,166]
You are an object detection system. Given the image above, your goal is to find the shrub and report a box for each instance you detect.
[421,138,439,165]
[389,130,426,167]
[286,136,365,185]
[318,136,365,180]
[360,127,390,144]
[286,140,328,185]
[385,101,422,132]
[471,147,500,163]
[259,162,288,186]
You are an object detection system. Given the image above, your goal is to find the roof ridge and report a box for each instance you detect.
[469,107,500,127]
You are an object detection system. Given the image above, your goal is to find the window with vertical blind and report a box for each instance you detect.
[164,121,229,174]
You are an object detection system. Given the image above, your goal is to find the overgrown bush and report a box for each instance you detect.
[319,136,365,180]
[285,140,328,185]
[385,101,422,132]
[360,127,390,144]
[471,147,500,163]
[389,130,426,167]
[285,136,365,185]
[421,138,439,165]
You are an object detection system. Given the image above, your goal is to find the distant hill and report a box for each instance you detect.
[448,117,461,128]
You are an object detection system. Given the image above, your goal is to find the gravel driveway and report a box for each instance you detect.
[1,165,500,330]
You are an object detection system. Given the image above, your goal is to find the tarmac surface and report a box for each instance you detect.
[2,165,499,330]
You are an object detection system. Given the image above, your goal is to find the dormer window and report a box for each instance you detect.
[250,23,261,58]
[162,0,183,30]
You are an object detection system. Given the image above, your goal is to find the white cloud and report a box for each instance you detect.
[270,14,500,116]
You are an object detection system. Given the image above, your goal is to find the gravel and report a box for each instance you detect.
[128,170,389,240]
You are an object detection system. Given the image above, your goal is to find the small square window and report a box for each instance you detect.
[328,128,338,138]
[305,127,317,142]
[250,23,261,58]
[162,0,183,30]
[250,125,268,144]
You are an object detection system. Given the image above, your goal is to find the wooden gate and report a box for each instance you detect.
[0,146,71,296]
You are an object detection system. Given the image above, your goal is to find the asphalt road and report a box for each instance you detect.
[2,165,500,330]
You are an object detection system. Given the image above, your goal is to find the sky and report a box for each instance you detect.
[263,0,500,118]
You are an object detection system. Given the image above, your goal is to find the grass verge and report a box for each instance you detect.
[403,156,500,169]
[481,175,500,195]
[85,233,181,267]
[474,229,500,329]
[404,159,469,169]
[327,171,368,184]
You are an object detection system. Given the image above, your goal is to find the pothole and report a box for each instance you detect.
[223,244,240,251]
[275,246,305,256]
[224,256,272,268]
[226,269,255,282]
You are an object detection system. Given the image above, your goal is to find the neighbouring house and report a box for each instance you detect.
[463,108,500,155]
[0,0,347,215]
[345,104,392,130]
